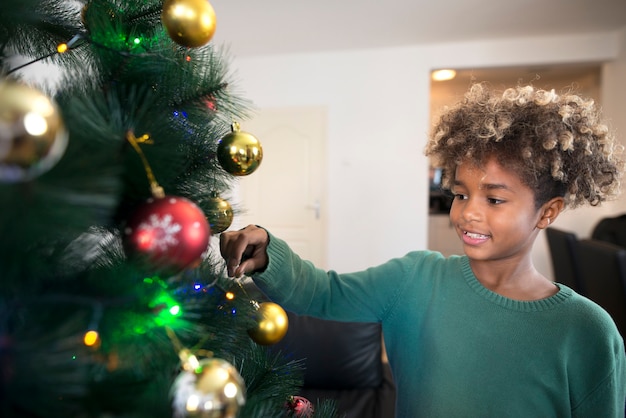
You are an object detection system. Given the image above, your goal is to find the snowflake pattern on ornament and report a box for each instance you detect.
[138,213,182,251]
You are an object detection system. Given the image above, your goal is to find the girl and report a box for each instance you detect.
[220,83,626,417]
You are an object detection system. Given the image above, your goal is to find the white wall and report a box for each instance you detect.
[231,49,430,272]
[231,28,626,276]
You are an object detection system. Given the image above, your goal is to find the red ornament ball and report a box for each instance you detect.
[123,196,211,273]
[286,396,314,418]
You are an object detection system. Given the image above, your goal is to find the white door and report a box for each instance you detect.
[234,106,327,268]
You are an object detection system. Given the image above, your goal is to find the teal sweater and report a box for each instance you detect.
[252,233,626,417]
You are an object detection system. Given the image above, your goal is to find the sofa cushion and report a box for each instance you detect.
[272,312,384,390]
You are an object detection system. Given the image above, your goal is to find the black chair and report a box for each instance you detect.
[576,239,626,336]
[591,214,626,248]
[274,313,396,418]
[545,227,585,294]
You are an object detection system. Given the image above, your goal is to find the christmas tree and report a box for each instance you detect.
[0,0,337,417]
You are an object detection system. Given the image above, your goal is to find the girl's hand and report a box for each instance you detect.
[219,225,270,278]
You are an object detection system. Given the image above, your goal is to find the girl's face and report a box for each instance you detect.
[449,157,543,263]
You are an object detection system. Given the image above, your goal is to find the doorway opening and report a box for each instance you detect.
[427,63,602,256]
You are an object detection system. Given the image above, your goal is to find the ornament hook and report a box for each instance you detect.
[126,131,164,198]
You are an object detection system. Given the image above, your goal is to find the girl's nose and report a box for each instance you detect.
[459,198,482,223]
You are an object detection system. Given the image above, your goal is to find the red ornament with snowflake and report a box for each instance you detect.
[123,196,211,274]
[285,396,314,418]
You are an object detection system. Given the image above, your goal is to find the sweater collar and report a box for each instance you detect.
[459,256,573,312]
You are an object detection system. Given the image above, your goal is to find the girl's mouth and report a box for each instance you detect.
[462,230,490,245]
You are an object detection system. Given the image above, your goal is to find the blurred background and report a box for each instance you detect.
[207,0,626,280]
[24,0,626,278]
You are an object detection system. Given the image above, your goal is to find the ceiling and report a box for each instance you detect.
[210,0,626,58]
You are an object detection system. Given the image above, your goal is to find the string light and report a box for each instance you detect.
[150,290,183,326]
[83,330,100,347]
[58,32,86,54]
[84,303,103,348]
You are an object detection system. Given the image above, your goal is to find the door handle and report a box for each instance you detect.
[307,200,321,219]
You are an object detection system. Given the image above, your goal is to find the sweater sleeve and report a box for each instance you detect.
[572,334,626,418]
[250,231,418,323]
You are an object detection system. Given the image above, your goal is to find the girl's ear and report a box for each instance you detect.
[537,197,566,229]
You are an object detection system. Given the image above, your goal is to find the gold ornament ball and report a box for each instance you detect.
[206,193,233,234]
[248,302,289,345]
[217,122,263,176]
[162,0,217,48]
[172,358,246,418]
[0,79,68,182]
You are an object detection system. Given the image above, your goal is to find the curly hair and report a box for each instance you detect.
[425,83,624,208]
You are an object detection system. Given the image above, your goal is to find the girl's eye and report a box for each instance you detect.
[454,193,468,201]
[488,197,504,205]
